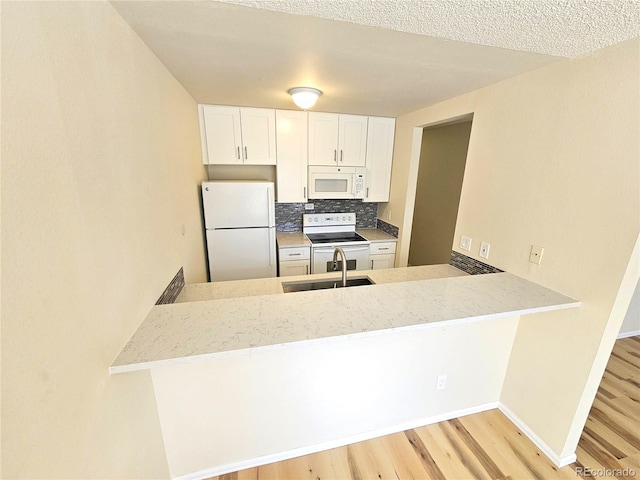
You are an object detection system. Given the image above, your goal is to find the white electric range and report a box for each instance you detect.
[303,213,371,274]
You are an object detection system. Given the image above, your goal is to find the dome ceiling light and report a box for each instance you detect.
[288,87,322,110]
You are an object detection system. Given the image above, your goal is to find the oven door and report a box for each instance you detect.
[311,245,371,274]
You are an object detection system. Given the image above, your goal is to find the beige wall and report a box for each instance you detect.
[408,121,472,266]
[385,38,640,460]
[1,2,207,478]
[619,278,639,336]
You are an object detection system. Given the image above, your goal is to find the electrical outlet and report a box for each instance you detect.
[386,210,392,221]
[480,242,490,259]
[530,245,544,265]
[304,203,314,210]
[460,236,472,251]
[436,375,447,390]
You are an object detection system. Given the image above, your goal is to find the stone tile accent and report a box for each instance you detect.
[449,251,503,275]
[275,200,377,232]
[156,267,185,305]
[376,218,399,238]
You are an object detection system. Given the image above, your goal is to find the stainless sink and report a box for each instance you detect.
[282,276,375,293]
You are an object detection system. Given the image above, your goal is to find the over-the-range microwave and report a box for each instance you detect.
[307,166,366,199]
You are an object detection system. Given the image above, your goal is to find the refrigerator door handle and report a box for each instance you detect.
[269,231,275,266]
[267,185,275,227]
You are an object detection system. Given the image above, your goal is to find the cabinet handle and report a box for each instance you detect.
[333,149,337,163]
[379,247,390,250]
[371,260,374,268]
[237,146,240,160]
[340,150,343,162]
[289,253,302,256]
[366,187,369,198]
[306,265,309,274]
[303,186,306,199]
[244,146,248,160]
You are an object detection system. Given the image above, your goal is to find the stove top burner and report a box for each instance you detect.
[306,232,368,244]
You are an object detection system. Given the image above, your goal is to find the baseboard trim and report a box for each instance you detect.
[498,403,576,468]
[172,401,499,480]
[617,329,640,339]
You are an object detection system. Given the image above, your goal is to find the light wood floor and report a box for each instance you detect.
[209,336,640,480]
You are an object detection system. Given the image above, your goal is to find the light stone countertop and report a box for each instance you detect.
[176,264,464,302]
[356,228,398,242]
[276,229,397,247]
[276,232,310,248]
[111,267,580,374]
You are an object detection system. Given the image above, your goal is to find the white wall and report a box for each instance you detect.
[384,37,640,461]
[1,2,207,478]
[151,318,519,478]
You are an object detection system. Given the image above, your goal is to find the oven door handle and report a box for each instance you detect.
[313,246,370,254]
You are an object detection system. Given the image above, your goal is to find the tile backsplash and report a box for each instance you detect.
[156,267,185,305]
[276,200,378,232]
[376,218,399,238]
[449,251,503,275]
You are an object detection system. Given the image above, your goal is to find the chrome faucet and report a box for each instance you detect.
[332,247,348,287]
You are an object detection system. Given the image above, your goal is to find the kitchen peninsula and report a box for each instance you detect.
[111,265,579,373]
[111,264,580,479]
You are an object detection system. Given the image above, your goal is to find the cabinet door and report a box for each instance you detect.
[370,253,396,270]
[308,112,339,165]
[338,115,368,166]
[240,108,276,165]
[364,117,395,202]
[279,259,310,277]
[200,105,242,165]
[276,110,308,202]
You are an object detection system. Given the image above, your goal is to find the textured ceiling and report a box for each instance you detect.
[111,0,640,116]
[220,0,640,57]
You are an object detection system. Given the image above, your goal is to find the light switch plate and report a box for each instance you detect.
[460,236,472,251]
[530,245,544,264]
[480,242,490,259]
[304,203,314,210]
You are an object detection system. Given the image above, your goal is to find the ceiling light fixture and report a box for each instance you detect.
[288,87,322,110]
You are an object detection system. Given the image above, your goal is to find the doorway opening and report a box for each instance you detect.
[408,119,473,266]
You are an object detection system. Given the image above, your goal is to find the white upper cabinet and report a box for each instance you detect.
[200,105,242,164]
[338,115,368,167]
[199,105,276,165]
[364,117,395,203]
[308,113,367,167]
[199,104,394,204]
[276,110,308,203]
[308,112,338,165]
[240,108,277,165]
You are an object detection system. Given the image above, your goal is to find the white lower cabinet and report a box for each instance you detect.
[369,241,397,269]
[278,246,310,276]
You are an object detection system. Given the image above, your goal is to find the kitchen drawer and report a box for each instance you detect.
[279,246,310,261]
[370,242,396,255]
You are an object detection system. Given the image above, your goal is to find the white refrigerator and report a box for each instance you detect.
[202,181,277,281]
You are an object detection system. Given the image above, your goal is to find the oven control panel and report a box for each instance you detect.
[303,212,356,227]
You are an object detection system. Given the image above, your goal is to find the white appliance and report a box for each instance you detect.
[303,213,371,273]
[202,181,276,281]
[307,166,366,199]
